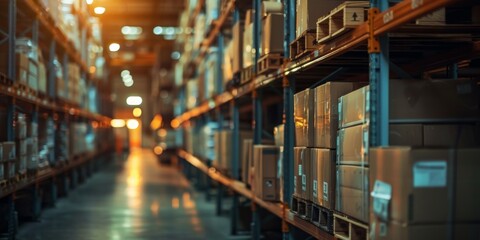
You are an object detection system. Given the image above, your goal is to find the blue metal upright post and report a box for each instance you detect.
[369,0,389,147]
[230,100,240,235]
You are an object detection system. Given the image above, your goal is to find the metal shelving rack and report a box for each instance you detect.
[0,0,114,238]
[174,0,479,239]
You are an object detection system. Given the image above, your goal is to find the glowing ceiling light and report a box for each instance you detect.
[121,70,130,77]
[110,119,125,128]
[86,0,93,4]
[109,43,120,52]
[126,96,142,106]
[122,26,143,35]
[165,27,175,35]
[122,75,133,82]
[94,6,106,15]
[126,119,139,130]
[124,81,134,87]
[132,108,142,117]
[171,51,181,60]
[153,26,163,35]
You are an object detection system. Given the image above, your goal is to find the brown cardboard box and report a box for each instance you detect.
[314,82,359,148]
[243,22,254,68]
[296,0,343,37]
[2,142,15,161]
[261,13,284,55]
[423,124,480,147]
[339,79,480,128]
[311,148,335,209]
[241,139,253,184]
[389,124,424,147]
[370,215,480,240]
[293,147,312,201]
[274,124,284,147]
[336,165,369,222]
[370,147,480,224]
[294,88,315,147]
[337,124,369,165]
[253,145,281,201]
[232,22,243,74]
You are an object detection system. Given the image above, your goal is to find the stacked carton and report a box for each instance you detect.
[253,145,281,201]
[15,113,28,175]
[1,142,16,181]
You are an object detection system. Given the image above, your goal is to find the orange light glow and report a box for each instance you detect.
[153,146,163,155]
[150,114,163,130]
[171,197,180,209]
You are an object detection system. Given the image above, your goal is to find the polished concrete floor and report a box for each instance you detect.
[17,149,245,240]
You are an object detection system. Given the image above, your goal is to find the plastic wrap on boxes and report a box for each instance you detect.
[253,145,281,201]
[336,165,369,222]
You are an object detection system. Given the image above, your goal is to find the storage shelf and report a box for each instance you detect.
[0,73,111,122]
[0,145,113,199]
[178,149,334,240]
[173,0,479,127]
[22,0,90,76]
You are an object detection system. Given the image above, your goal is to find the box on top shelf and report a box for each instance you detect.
[296,0,343,37]
[339,79,480,128]
[294,88,315,147]
[311,148,336,209]
[314,82,361,149]
[274,124,284,147]
[370,147,480,225]
[232,22,243,74]
[336,165,369,223]
[253,145,281,201]
[261,13,284,55]
[243,22,254,68]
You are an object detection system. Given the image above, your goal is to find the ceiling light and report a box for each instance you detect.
[122,75,133,82]
[86,0,93,4]
[109,43,120,52]
[153,26,163,35]
[126,96,142,106]
[94,6,106,15]
[132,108,142,117]
[165,27,175,35]
[122,26,143,35]
[121,70,130,77]
[110,119,125,128]
[171,51,181,60]
[124,81,134,87]
[126,119,139,130]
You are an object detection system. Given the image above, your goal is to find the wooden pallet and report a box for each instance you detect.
[14,82,37,98]
[316,1,369,44]
[333,212,369,240]
[240,65,254,85]
[290,29,317,60]
[291,195,312,221]
[256,53,284,75]
[0,72,13,86]
[311,203,334,233]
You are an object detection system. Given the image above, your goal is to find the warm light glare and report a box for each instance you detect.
[109,43,120,52]
[133,108,142,117]
[86,0,93,4]
[153,146,163,155]
[94,6,106,15]
[158,129,167,138]
[110,119,126,128]
[150,114,163,130]
[126,119,139,130]
[126,96,142,106]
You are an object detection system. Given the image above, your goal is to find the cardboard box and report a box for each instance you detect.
[314,82,358,148]
[423,124,480,147]
[261,13,284,55]
[241,139,253,184]
[253,145,281,201]
[311,148,335,209]
[294,147,312,201]
[243,22,254,68]
[339,79,480,128]
[2,142,16,161]
[370,215,480,240]
[274,124,284,147]
[336,165,369,222]
[296,0,343,37]
[5,162,15,179]
[370,147,480,224]
[294,88,315,147]
[389,124,424,146]
[338,85,369,128]
[337,124,369,165]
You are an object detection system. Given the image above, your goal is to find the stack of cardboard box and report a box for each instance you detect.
[1,142,16,181]
[15,113,28,175]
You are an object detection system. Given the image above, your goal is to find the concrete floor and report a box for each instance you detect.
[17,149,246,240]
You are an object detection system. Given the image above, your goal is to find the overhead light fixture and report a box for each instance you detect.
[110,119,125,128]
[122,26,143,35]
[94,6,106,15]
[126,119,139,130]
[165,27,175,35]
[86,0,93,4]
[132,108,142,117]
[121,70,130,77]
[171,51,181,60]
[124,81,134,87]
[109,43,120,52]
[126,96,142,106]
[122,75,133,82]
[153,26,163,35]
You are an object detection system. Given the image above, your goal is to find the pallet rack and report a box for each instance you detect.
[174,0,479,239]
[0,0,114,238]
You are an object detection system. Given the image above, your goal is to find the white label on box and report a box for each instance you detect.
[313,180,318,198]
[413,161,447,188]
[371,180,392,221]
[298,164,302,176]
[323,182,328,201]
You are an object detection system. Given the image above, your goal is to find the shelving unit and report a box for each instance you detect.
[0,0,114,238]
[173,0,479,239]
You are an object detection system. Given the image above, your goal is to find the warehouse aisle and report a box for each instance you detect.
[17,149,237,240]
